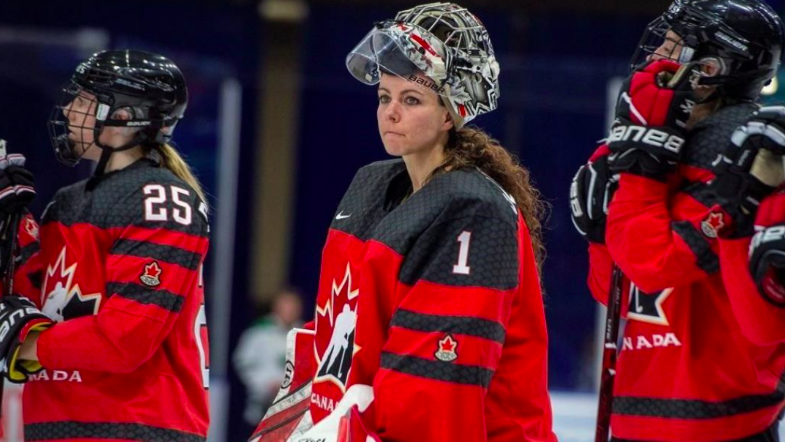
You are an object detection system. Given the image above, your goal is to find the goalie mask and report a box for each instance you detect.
[47,50,188,174]
[346,2,500,128]
[630,0,784,101]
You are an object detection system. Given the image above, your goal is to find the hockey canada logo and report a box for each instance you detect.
[24,218,39,239]
[42,247,101,322]
[314,263,360,391]
[140,261,162,287]
[435,335,458,362]
[628,283,673,326]
[701,212,725,239]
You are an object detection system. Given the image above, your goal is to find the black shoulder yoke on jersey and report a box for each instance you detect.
[43,159,208,237]
[681,102,759,171]
[678,102,759,209]
[333,159,520,290]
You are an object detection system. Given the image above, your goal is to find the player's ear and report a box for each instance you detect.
[111,108,132,121]
[442,109,454,132]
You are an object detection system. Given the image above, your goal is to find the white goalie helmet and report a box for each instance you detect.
[346,2,500,128]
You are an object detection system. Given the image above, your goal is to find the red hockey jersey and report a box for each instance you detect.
[592,103,785,441]
[308,159,555,441]
[12,159,210,441]
[720,190,785,346]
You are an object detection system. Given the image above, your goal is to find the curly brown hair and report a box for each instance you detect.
[430,126,548,269]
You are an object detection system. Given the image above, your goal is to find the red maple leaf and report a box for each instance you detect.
[707,213,725,230]
[439,335,457,353]
[144,262,162,279]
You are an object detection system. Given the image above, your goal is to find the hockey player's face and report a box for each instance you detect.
[63,90,98,153]
[650,30,685,63]
[377,73,453,157]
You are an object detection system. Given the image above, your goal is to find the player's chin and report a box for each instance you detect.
[382,142,409,157]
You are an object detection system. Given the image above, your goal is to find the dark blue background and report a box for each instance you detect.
[1,1,784,441]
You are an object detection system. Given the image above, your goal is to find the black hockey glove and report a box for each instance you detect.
[0,296,53,383]
[0,154,35,216]
[607,60,697,181]
[749,192,785,306]
[749,223,785,307]
[704,107,785,238]
[570,147,618,244]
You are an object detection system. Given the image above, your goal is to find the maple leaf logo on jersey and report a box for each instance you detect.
[700,212,725,239]
[435,334,458,362]
[42,247,101,322]
[314,263,360,391]
[140,261,162,287]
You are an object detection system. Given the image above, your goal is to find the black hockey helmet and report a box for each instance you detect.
[48,49,188,172]
[631,0,784,101]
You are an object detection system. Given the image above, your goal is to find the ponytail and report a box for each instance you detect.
[155,143,207,205]
[431,126,548,268]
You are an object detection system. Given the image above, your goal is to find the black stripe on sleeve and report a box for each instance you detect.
[380,351,494,388]
[110,239,201,271]
[390,309,506,344]
[107,281,184,313]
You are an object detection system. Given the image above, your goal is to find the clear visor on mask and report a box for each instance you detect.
[346,23,451,97]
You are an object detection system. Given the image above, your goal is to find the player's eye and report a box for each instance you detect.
[378,94,391,104]
[404,96,420,105]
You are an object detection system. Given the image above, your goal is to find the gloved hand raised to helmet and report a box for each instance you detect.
[705,106,785,238]
[607,60,698,181]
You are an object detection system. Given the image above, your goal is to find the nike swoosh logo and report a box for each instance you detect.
[336,211,351,220]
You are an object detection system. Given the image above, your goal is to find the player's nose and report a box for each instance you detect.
[385,101,401,123]
[62,101,75,120]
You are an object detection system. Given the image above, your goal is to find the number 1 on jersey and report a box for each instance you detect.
[453,231,472,275]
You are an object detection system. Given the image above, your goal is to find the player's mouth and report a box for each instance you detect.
[384,131,405,137]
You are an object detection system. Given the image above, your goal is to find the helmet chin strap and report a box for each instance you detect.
[92,131,146,178]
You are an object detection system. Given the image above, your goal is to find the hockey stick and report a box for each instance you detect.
[0,141,21,297]
[0,140,22,431]
[595,264,624,442]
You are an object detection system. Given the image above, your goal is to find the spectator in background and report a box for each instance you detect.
[234,288,303,425]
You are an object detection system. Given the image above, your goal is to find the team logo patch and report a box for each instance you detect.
[435,334,458,362]
[314,263,361,391]
[43,247,101,322]
[24,218,39,239]
[140,261,162,287]
[700,212,725,239]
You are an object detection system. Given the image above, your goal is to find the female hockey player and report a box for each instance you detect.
[0,50,210,441]
[570,0,785,440]
[251,3,556,442]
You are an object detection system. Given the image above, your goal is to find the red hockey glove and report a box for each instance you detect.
[607,60,697,181]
